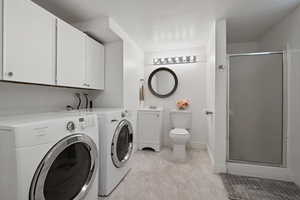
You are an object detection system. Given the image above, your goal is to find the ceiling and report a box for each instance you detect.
[33,0,300,51]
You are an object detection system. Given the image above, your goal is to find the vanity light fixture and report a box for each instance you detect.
[153,55,197,65]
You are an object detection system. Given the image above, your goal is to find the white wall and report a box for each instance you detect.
[123,40,144,111]
[93,40,124,108]
[83,17,145,151]
[0,1,88,116]
[0,82,88,116]
[259,5,300,186]
[109,19,145,150]
[214,19,227,172]
[206,21,216,163]
[0,9,145,135]
[227,41,260,54]
[90,18,145,111]
[75,17,121,43]
[144,47,207,148]
[123,39,144,150]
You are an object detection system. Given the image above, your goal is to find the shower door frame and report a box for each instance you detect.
[226,51,288,168]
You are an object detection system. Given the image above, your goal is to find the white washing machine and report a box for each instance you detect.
[94,108,134,196]
[0,112,99,200]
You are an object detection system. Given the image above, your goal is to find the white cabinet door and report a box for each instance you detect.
[3,0,56,84]
[138,111,162,144]
[85,36,105,90]
[57,19,86,88]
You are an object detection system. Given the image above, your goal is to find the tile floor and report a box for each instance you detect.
[100,149,228,200]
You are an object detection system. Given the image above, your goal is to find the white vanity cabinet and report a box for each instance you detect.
[56,19,86,88]
[3,0,56,85]
[85,36,105,90]
[137,108,163,151]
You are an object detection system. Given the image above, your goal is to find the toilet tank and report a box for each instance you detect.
[170,110,192,129]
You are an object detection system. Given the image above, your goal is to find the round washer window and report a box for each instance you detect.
[44,143,91,200]
[116,124,131,161]
[30,134,98,200]
[111,120,133,168]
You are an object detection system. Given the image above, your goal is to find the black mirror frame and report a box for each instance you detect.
[148,67,178,98]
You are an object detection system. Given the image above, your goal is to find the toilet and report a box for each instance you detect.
[169,110,192,161]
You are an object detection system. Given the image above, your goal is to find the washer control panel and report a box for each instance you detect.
[79,117,87,129]
[66,115,96,132]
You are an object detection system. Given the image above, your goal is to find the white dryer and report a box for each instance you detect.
[0,112,99,200]
[95,108,134,196]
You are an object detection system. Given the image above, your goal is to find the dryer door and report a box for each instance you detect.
[29,134,98,200]
[111,119,133,168]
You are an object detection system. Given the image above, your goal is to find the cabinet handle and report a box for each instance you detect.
[7,72,13,77]
[83,83,90,87]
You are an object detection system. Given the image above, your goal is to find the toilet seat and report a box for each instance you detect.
[170,128,189,135]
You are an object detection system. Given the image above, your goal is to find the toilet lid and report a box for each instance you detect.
[170,128,189,135]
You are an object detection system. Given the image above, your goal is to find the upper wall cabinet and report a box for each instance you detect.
[3,0,56,84]
[85,36,105,90]
[1,0,105,90]
[57,20,105,89]
[56,19,86,88]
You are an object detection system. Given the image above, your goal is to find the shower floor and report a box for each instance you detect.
[220,173,300,200]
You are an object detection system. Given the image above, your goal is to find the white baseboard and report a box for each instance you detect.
[214,163,227,173]
[189,142,206,150]
[206,144,227,173]
[206,144,215,165]
[227,162,293,182]
[294,175,300,186]
[290,165,300,186]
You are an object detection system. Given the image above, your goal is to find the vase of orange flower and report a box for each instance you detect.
[176,99,190,110]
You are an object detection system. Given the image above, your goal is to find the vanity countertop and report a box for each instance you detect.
[138,107,163,112]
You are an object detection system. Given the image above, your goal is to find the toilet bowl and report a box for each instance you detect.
[169,128,191,161]
[169,110,192,161]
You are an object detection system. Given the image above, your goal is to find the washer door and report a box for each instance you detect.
[111,119,133,168]
[29,134,98,200]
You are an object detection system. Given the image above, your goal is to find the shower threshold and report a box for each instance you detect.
[227,159,284,168]
[226,161,292,182]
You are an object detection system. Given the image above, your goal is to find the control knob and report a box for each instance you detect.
[66,121,75,131]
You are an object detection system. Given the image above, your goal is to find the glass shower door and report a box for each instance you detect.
[228,53,284,166]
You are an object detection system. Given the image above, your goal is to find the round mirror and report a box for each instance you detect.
[148,67,178,98]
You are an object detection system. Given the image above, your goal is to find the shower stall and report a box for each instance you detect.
[227,51,287,169]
